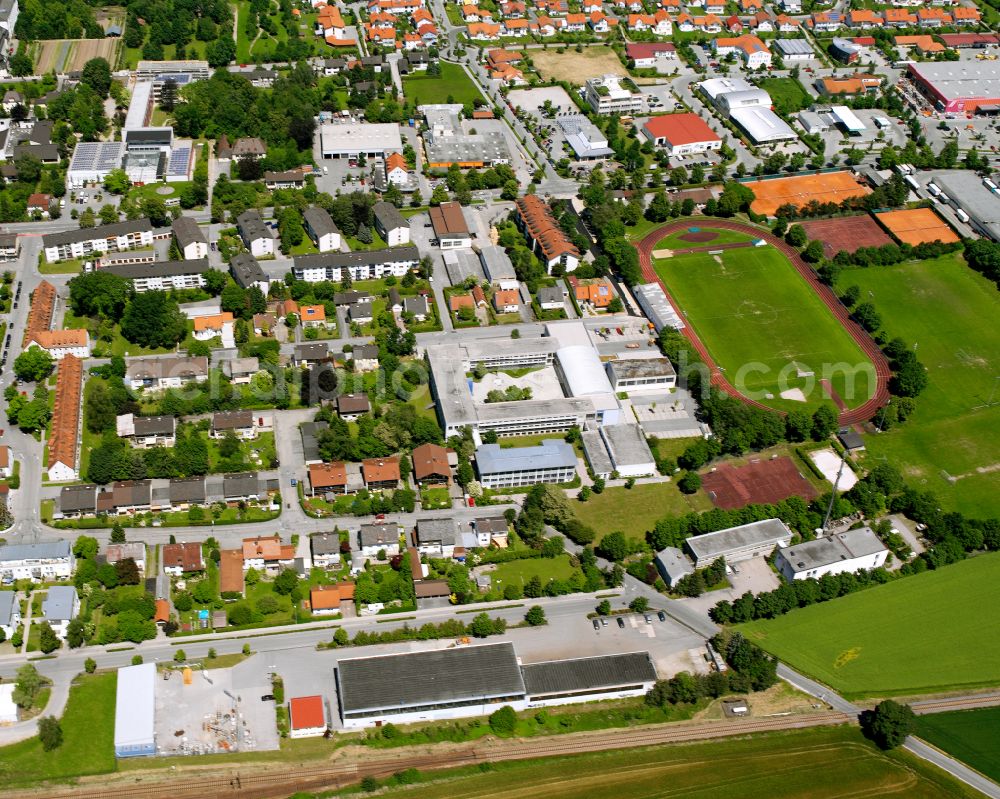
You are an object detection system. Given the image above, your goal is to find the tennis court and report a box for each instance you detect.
[702,457,819,510]
[799,215,893,257]
[747,172,872,216]
[875,208,960,246]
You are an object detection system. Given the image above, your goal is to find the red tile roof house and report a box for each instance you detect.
[289,695,328,737]
[641,113,722,158]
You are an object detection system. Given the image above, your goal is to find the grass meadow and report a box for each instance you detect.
[653,242,874,413]
[738,553,1000,698]
[841,255,1000,518]
[347,727,981,798]
[403,62,481,107]
[916,706,1000,783]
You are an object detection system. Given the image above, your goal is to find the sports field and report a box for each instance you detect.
[746,172,872,216]
[738,553,1000,698]
[876,208,960,246]
[843,255,1000,517]
[916,707,1000,783]
[357,727,980,798]
[653,226,754,252]
[800,214,892,258]
[653,241,875,412]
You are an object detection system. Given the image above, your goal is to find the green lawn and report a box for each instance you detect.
[403,62,481,107]
[39,257,85,274]
[492,553,578,588]
[841,255,1000,518]
[653,227,755,251]
[0,672,117,787]
[738,553,1000,698]
[654,243,874,413]
[917,707,1000,783]
[350,726,980,799]
[758,77,812,115]
[420,486,452,510]
[574,482,713,543]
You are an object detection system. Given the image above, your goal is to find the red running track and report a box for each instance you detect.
[636,220,891,426]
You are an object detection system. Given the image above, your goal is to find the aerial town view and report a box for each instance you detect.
[0,0,999,795]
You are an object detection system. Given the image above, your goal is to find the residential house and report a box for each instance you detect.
[236,209,274,258]
[293,342,330,366]
[373,201,411,246]
[308,462,348,496]
[222,356,260,385]
[24,329,91,360]
[162,541,205,575]
[492,289,520,313]
[474,517,510,547]
[173,216,208,260]
[310,532,343,568]
[219,549,245,596]
[403,295,429,321]
[41,586,80,640]
[211,410,259,439]
[414,518,459,557]
[192,312,235,346]
[384,153,410,187]
[514,195,579,273]
[300,304,328,328]
[574,278,615,310]
[412,442,451,485]
[358,523,400,557]
[125,356,209,390]
[714,35,772,69]
[0,541,75,582]
[27,193,51,218]
[309,585,343,615]
[337,394,371,420]
[105,542,147,575]
[168,477,207,510]
[349,301,373,324]
[47,355,83,482]
[352,343,380,372]
[264,170,306,190]
[537,285,565,310]
[230,252,270,294]
[115,414,176,448]
[242,536,295,572]
[362,457,400,490]
[0,591,21,640]
[42,218,154,263]
[0,445,10,479]
[223,472,262,503]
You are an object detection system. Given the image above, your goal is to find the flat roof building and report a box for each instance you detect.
[288,695,328,738]
[522,652,657,705]
[606,357,676,393]
[336,643,526,727]
[729,106,798,143]
[775,527,888,581]
[581,423,656,480]
[685,518,793,568]
[320,122,403,158]
[475,439,577,488]
[655,546,694,587]
[114,663,156,758]
[633,282,685,331]
[908,61,1000,114]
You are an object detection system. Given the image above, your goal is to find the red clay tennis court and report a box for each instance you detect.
[702,456,819,510]
[875,208,960,246]
[800,214,893,257]
[747,172,872,216]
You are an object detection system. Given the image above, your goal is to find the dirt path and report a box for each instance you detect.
[636,219,891,426]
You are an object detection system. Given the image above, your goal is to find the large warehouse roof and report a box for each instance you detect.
[908,61,1000,101]
[643,113,719,146]
[522,652,657,696]
[114,663,156,750]
[729,107,798,143]
[686,518,792,562]
[698,77,754,102]
[547,321,615,397]
[320,123,402,154]
[476,439,577,475]
[336,643,525,715]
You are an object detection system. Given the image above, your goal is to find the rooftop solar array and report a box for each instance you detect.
[69,141,125,171]
[167,144,192,177]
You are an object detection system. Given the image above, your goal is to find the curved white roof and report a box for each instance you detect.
[557,344,615,397]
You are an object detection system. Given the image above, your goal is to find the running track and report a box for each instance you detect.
[636,220,891,426]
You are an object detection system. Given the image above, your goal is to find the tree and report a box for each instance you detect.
[597,531,629,562]
[469,611,496,638]
[274,568,299,595]
[69,270,131,320]
[677,471,701,494]
[81,57,113,98]
[629,596,650,613]
[10,51,33,77]
[597,599,612,616]
[488,705,517,734]
[66,618,86,648]
[851,301,882,333]
[38,622,61,654]
[174,649,187,662]
[110,521,126,544]
[861,700,915,750]
[38,716,63,751]
[12,664,42,708]
[785,224,807,247]
[524,605,546,626]
[73,535,98,560]
[802,240,824,263]
[811,405,838,440]
[13,349,55,382]
[103,168,131,195]
[99,204,119,226]
[333,627,349,646]
[121,292,187,348]
[78,208,96,228]
[84,657,97,673]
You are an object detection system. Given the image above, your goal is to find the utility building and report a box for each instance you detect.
[114,663,156,758]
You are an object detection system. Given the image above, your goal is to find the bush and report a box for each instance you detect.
[131,654,143,665]
[174,649,186,662]
[488,705,517,735]
[361,776,380,792]
[524,605,546,626]
[38,716,63,751]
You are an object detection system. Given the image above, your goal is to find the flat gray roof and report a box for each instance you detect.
[478,246,516,282]
[581,430,614,476]
[425,131,510,165]
[655,546,694,582]
[476,439,576,475]
[320,122,402,154]
[114,663,156,749]
[601,423,655,468]
[686,518,792,561]
[634,282,684,331]
[105,258,208,280]
[337,643,525,714]
[909,60,1000,102]
[0,540,72,561]
[42,585,77,621]
[775,38,814,55]
[522,652,656,696]
[778,526,886,572]
[730,106,798,143]
[930,170,1000,240]
[607,357,676,380]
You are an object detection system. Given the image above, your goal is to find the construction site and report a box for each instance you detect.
[152,664,280,757]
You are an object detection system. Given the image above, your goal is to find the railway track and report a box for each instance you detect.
[635,220,892,426]
[911,693,1000,715]
[21,713,853,799]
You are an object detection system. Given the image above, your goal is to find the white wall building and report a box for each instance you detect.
[775,527,889,581]
[42,219,154,263]
[685,519,794,568]
[41,585,80,639]
[585,74,645,115]
[292,247,419,283]
[475,440,577,488]
[0,541,74,582]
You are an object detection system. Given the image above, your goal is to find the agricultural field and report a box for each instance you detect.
[531,46,626,84]
[842,255,1000,517]
[738,553,1000,698]
[758,77,812,115]
[916,707,1000,783]
[403,62,481,107]
[573,482,713,543]
[653,240,875,413]
[30,37,118,75]
[345,727,980,799]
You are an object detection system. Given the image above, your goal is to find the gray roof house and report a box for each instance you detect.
[42,585,78,623]
[654,546,694,587]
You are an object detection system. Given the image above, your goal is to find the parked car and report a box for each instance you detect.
[657,611,666,622]
[616,617,625,629]
[592,619,600,630]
